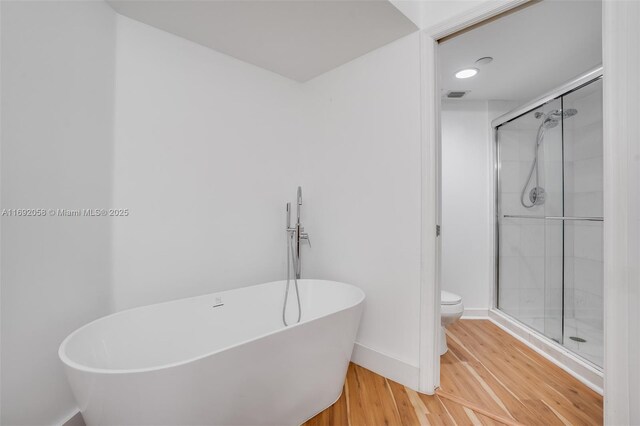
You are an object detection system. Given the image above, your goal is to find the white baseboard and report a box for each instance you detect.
[488,309,603,395]
[60,410,85,426]
[350,342,419,390]
[462,308,489,319]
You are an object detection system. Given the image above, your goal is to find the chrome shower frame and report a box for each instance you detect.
[491,66,602,129]
[490,66,603,368]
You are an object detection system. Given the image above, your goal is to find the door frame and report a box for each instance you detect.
[601,1,640,424]
[417,0,531,394]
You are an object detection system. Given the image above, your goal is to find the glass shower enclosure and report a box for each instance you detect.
[494,68,603,368]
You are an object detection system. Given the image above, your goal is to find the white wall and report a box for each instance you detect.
[441,100,519,317]
[111,19,426,388]
[112,16,306,310]
[441,100,492,313]
[303,33,423,379]
[0,1,116,424]
[1,3,504,421]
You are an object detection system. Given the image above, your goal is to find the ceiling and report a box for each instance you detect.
[439,0,602,102]
[107,0,418,82]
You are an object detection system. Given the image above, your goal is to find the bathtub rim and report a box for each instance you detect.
[59,279,365,375]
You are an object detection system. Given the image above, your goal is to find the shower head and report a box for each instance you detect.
[549,108,578,119]
[524,108,579,209]
[296,186,302,225]
[542,108,578,128]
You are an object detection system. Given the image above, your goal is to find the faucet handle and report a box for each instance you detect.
[300,232,311,247]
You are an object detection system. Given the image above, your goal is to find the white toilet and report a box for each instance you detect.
[440,290,464,355]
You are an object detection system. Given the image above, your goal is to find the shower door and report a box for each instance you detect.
[497,99,564,344]
[560,78,604,367]
[496,75,603,367]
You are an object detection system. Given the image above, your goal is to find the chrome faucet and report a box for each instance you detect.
[286,186,310,279]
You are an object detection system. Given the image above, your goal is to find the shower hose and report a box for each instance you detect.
[520,124,545,208]
[282,231,302,326]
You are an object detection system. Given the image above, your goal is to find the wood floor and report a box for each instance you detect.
[304,320,602,426]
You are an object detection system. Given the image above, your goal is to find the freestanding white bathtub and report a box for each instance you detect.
[59,279,364,426]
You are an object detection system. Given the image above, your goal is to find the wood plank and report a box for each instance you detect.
[474,411,511,426]
[348,363,403,426]
[443,329,554,425]
[304,320,602,426]
[419,392,458,425]
[437,391,524,426]
[520,399,565,426]
[438,395,476,426]
[449,322,600,412]
[386,379,424,426]
[441,340,516,420]
[344,364,369,426]
[304,385,349,426]
[450,321,602,425]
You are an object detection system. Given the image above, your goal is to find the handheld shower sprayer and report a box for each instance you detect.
[297,186,302,226]
[520,108,578,208]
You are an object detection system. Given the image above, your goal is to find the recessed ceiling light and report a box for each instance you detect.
[475,57,493,66]
[455,68,478,79]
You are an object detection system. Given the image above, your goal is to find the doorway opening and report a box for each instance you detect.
[435,0,603,393]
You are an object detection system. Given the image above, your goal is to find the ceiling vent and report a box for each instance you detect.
[447,91,468,99]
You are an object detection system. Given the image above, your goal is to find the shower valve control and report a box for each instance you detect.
[299,231,311,246]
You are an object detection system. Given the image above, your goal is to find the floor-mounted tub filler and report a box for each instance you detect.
[59,279,364,425]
